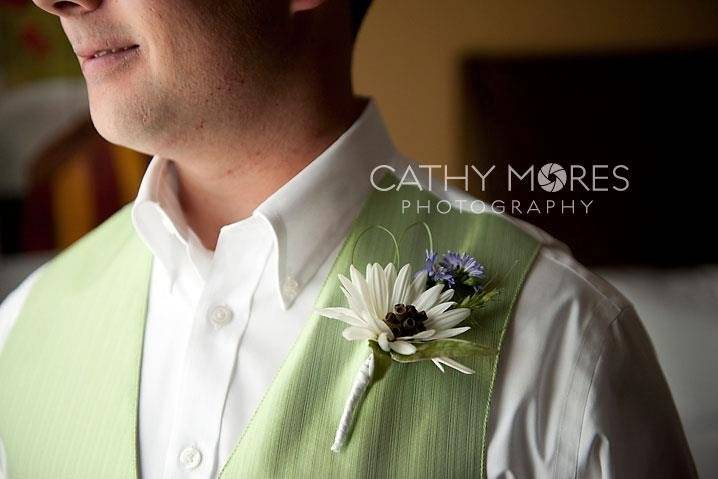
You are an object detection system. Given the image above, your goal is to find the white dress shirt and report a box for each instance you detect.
[0,100,694,478]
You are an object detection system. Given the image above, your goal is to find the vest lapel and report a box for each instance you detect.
[0,206,153,479]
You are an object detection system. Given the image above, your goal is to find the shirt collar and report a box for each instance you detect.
[132,98,399,309]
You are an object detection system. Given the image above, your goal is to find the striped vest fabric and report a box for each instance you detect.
[0,180,539,478]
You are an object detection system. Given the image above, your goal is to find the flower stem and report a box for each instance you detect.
[351,225,400,266]
[331,353,375,453]
[399,221,434,255]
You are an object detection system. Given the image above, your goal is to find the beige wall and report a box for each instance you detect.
[352,0,718,168]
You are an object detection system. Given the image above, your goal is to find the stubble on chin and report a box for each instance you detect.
[87,75,178,156]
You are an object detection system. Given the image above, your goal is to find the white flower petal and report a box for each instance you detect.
[349,264,365,287]
[412,283,445,312]
[428,326,471,340]
[338,274,354,298]
[432,358,446,373]
[425,301,456,319]
[339,274,369,318]
[438,289,455,303]
[384,263,397,291]
[316,307,366,327]
[389,340,417,355]
[360,311,382,335]
[338,273,353,289]
[342,326,376,341]
[410,270,428,303]
[391,264,413,306]
[435,356,475,374]
[350,265,374,318]
[338,286,352,304]
[368,263,389,320]
[341,287,367,318]
[339,275,362,305]
[425,307,471,330]
[396,329,436,341]
[378,332,390,352]
[374,317,394,338]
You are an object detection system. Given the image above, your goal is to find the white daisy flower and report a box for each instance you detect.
[317,262,473,373]
[322,261,495,453]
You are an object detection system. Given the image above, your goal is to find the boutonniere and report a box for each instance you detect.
[317,229,500,452]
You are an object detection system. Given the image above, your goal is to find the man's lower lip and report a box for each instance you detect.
[81,46,140,77]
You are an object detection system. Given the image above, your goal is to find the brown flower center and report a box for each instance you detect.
[384,303,428,338]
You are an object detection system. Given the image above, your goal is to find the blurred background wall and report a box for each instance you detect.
[353,0,718,169]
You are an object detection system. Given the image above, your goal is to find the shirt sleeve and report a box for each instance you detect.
[576,306,698,478]
[0,267,44,354]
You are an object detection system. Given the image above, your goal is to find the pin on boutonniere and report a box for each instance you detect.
[316,224,501,453]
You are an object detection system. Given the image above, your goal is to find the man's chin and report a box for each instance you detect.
[90,117,151,155]
[88,103,150,153]
[87,87,178,155]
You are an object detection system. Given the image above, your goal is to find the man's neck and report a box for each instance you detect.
[171,95,367,251]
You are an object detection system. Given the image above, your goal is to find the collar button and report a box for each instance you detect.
[282,276,299,300]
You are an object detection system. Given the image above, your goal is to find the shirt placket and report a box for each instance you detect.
[162,218,272,479]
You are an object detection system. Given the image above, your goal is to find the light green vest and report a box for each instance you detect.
[0,180,539,478]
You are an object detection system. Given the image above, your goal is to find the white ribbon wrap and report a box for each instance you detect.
[331,353,375,453]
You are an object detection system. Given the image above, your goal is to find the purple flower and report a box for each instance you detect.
[423,250,453,286]
[421,249,486,300]
[440,251,485,281]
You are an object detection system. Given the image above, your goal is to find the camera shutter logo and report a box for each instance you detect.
[538,163,567,192]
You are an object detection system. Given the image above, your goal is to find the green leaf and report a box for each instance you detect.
[460,288,501,310]
[389,339,496,364]
[459,288,501,329]
[369,341,392,384]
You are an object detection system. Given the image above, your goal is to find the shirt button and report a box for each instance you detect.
[208,304,234,328]
[283,276,299,300]
[179,445,202,470]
